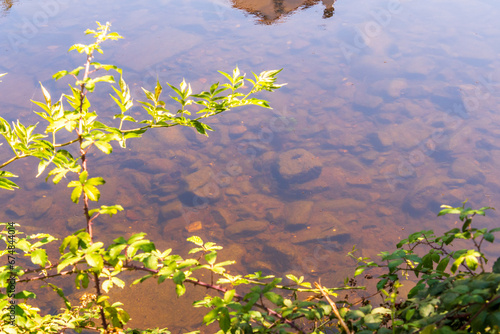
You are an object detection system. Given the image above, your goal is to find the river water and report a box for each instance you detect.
[1,0,500,332]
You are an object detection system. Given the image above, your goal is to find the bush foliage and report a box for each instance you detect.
[1,22,499,334]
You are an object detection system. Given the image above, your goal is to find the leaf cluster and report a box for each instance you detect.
[344,201,500,333]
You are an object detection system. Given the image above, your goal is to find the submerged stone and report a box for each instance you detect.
[142,158,177,174]
[184,166,212,191]
[33,196,53,219]
[66,215,82,230]
[316,199,367,212]
[276,149,322,184]
[375,130,393,147]
[449,157,484,183]
[225,220,269,238]
[229,125,247,138]
[360,150,378,163]
[285,201,313,229]
[185,221,202,232]
[290,213,350,246]
[183,166,221,202]
[6,204,26,218]
[346,174,372,187]
[404,175,465,213]
[210,208,233,228]
[159,200,183,220]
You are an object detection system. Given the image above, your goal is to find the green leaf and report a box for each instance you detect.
[205,251,217,265]
[264,291,284,306]
[109,244,127,259]
[89,205,124,217]
[0,176,20,191]
[405,308,416,321]
[436,257,450,272]
[112,277,125,289]
[421,325,436,334]
[187,236,203,246]
[39,83,52,105]
[31,249,48,267]
[94,141,113,154]
[493,257,500,274]
[438,208,461,216]
[219,307,230,332]
[175,283,186,297]
[465,254,479,271]
[102,279,112,293]
[354,267,366,276]
[224,289,235,303]
[127,233,146,244]
[85,253,103,269]
[14,290,36,299]
[83,184,100,201]
[86,177,105,186]
[79,170,88,183]
[144,255,159,270]
[172,271,185,285]
[376,278,388,291]
[70,185,83,203]
[419,303,435,317]
[484,232,495,243]
[75,272,90,289]
[345,310,365,320]
[388,259,404,271]
[92,75,115,84]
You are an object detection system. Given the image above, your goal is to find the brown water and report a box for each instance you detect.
[1,0,500,332]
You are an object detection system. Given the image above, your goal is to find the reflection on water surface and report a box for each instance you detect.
[231,0,336,23]
[1,0,500,332]
[0,0,16,15]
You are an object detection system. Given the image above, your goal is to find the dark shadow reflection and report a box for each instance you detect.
[231,0,336,24]
[1,0,18,16]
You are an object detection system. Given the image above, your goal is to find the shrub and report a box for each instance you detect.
[1,22,499,334]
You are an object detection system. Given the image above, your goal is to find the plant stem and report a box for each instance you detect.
[315,282,351,334]
[0,155,23,169]
[75,23,110,332]
[94,271,108,331]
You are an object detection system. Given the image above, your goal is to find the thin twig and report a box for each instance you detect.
[0,155,24,169]
[460,294,500,331]
[315,281,351,334]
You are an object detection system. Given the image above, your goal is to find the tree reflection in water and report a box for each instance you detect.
[1,0,17,16]
[231,0,336,24]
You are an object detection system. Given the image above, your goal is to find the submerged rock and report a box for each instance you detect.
[316,199,367,213]
[185,221,202,232]
[290,212,350,247]
[66,215,82,230]
[6,204,26,218]
[229,125,247,138]
[33,196,53,219]
[374,130,393,148]
[184,166,212,191]
[449,157,484,183]
[285,201,313,230]
[210,208,234,228]
[404,175,466,213]
[346,174,372,187]
[159,200,183,220]
[253,151,277,172]
[225,220,269,238]
[183,166,221,202]
[276,149,322,184]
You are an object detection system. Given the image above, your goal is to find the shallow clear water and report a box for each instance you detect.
[1,0,500,331]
